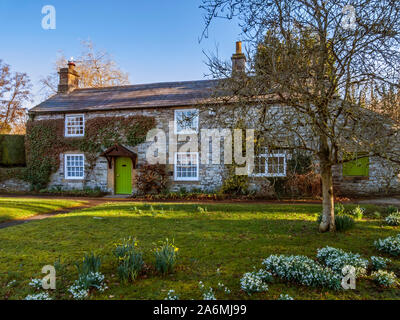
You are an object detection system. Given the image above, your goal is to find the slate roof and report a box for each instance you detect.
[30,79,219,114]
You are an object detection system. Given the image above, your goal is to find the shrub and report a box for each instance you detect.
[69,252,107,299]
[370,256,391,271]
[262,255,342,290]
[350,206,365,220]
[374,234,400,256]
[371,270,398,288]
[335,215,355,232]
[385,212,400,226]
[75,252,101,276]
[114,237,138,259]
[135,163,168,194]
[220,173,249,195]
[281,171,322,198]
[154,239,179,275]
[316,246,369,277]
[114,237,144,283]
[386,206,399,215]
[335,203,346,215]
[240,269,271,295]
[76,272,107,292]
[316,212,355,232]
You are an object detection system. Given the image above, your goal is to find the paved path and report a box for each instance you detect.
[0,200,106,230]
[356,197,400,207]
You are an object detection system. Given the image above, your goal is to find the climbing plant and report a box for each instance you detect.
[25,115,156,190]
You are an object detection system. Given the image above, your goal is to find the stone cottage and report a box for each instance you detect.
[27,42,400,196]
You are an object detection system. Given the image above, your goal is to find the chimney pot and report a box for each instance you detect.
[231,41,246,76]
[236,41,242,54]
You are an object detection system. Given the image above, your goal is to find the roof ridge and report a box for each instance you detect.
[73,79,218,92]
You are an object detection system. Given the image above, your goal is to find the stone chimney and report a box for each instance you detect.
[58,60,80,93]
[231,41,246,75]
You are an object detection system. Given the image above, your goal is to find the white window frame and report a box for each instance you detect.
[251,152,287,177]
[64,154,85,180]
[65,114,85,137]
[174,109,199,134]
[174,152,199,181]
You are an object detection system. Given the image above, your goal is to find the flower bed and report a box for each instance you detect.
[262,255,342,290]
[374,234,400,256]
[316,246,369,277]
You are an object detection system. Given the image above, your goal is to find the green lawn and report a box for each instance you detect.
[0,202,399,300]
[0,198,87,223]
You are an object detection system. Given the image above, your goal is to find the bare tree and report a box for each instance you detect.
[201,0,400,232]
[40,40,130,98]
[0,60,31,134]
[367,83,400,123]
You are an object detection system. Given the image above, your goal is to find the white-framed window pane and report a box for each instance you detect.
[266,155,286,176]
[175,152,198,180]
[65,154,85,179]
[65,115,85,137]
[252,149,287,177]
[175,109,198,134]
[254,154,266,175]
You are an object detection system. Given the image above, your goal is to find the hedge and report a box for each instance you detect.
[0,135,26,167]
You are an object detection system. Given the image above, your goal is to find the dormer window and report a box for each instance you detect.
[65,114,85,137]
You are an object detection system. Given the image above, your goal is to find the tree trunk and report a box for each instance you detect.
[319,159,335,232]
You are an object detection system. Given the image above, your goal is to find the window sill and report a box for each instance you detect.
[250,174,287,178]
[342,176,369,181]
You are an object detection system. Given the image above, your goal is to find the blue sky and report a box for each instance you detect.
[0,0,241,107]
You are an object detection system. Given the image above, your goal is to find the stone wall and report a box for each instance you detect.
[33,109,400,196]
[47,152,110,192]
[0,178,30,192]
[34,107,227,194]
[333,156,400,196]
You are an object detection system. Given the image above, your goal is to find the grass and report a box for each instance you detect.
[0,198,87,223]
[0,201,399,300]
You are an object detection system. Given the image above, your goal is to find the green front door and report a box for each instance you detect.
[115,157,132,195]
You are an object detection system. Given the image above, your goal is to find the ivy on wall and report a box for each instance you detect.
[24,115,156,190]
